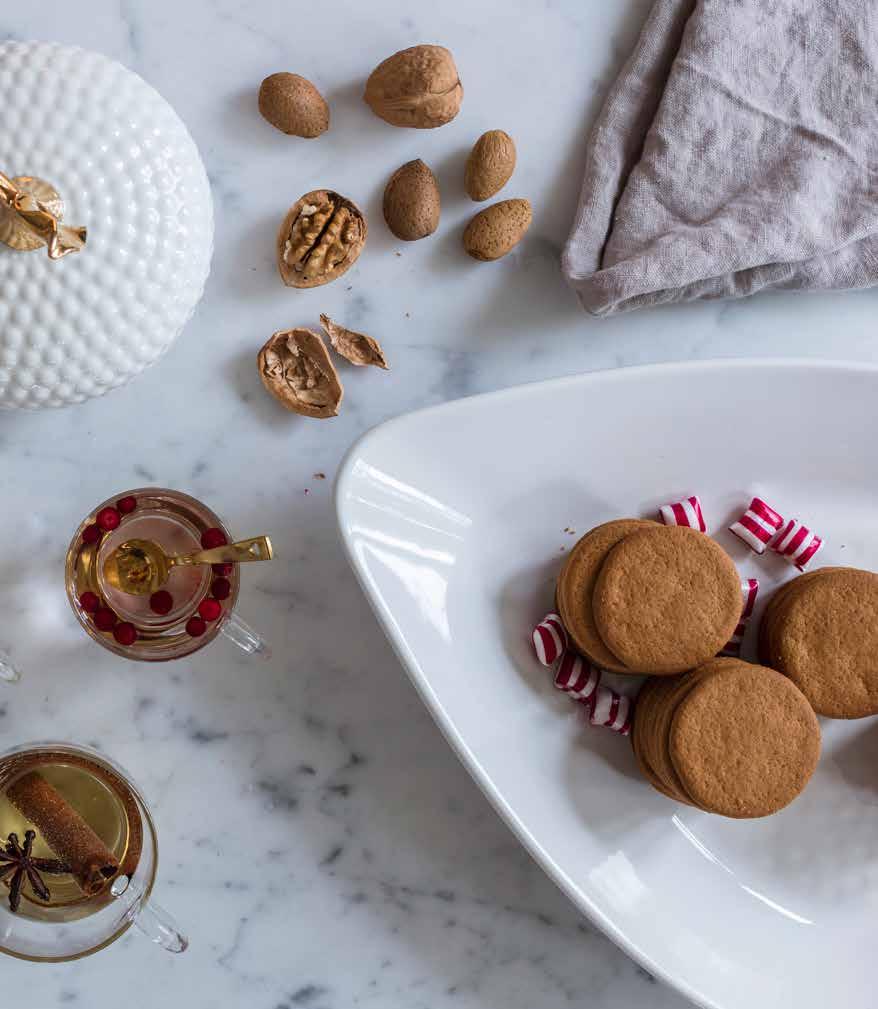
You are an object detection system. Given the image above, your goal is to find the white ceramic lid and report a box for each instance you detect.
[0,41,213,408]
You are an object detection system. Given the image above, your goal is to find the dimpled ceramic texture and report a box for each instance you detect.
[0,41,213,409]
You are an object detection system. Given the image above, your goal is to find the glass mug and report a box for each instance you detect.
[0,741,185,961]
[65,488,270,661]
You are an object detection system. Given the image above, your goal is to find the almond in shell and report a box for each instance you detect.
[465,130,516,201]
[258,73,329,138]
[463,199,532,261]
[257,328,343,418]
[277,190,367,288]
[383,159,440,241]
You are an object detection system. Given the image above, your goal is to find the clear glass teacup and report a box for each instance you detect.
[0,741,185,961]
[65,487,270,661]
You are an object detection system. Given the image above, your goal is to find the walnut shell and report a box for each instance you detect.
[257,328,343,418]
[463,199,532,261]
[258,73,329,138]
[465,130,516,202]
[364,45,462,129]
[320,315,388,369]
[277,190,367,288]
[382,159,440,241]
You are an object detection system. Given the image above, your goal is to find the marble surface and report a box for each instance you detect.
[2,1,878,1006]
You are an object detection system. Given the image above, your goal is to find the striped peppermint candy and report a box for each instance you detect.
[588,685,633,735]
[554,651,601,701]
[532,612,568,666]
[658,495,706,532]
[719,578,760,657]
[771,519,824,570]
[729,497,784,554]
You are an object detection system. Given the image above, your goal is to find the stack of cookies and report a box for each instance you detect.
[557,520,742,675]
[631,657,821,817]
[554,517,830,819]
[759,566,878,718]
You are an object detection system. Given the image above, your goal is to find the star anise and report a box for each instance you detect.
[0,830,70,913]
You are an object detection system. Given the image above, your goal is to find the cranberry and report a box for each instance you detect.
[113,622,137,646]
[82,524,102,545]
[186,616,207,638]
[93,607,117,631]
[201,527,227,549]
[96,507,121,532]
[211,577,231,601]
[149,590,174,616]
[79,591,100,613]
[212,563,233,577]
[117,495,137,514]
[198,598,222,622]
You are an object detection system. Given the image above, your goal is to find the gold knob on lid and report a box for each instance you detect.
[0,171,86,259]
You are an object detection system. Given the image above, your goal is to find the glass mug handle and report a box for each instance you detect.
[220,612,271,659]
[0,648,21,684]
[112,876,188,953]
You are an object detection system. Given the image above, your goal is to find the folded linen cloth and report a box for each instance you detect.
[562,0,878,316]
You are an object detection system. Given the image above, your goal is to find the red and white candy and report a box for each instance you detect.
[729,497,784,554]
[659,495,706,532]
[532,612,567,666]
[771,518,824,570]
[554,651,601,701]
[719,578,760,657]
[587,684,633,736]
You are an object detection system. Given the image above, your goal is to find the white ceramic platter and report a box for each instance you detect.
[336,360,878,1009]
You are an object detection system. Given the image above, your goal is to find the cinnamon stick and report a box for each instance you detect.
[6,772,118,895]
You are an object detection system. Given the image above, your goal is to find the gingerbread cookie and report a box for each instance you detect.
[761,567,878,718]
[757,568,841,666]
[632,658,820,817]
[556,519,655,673]
[593,525,741,674]
[669,660,820,817]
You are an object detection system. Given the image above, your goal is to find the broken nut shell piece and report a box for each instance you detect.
[257,328,343,418]
[320,314,388,369]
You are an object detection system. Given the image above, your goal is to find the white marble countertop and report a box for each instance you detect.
[3,1,878,1006]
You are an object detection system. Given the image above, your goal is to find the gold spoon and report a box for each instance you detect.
[103,536,273,596]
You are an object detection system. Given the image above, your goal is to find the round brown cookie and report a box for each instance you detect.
[593,525,742,675]
[646,660,736,805]
[630,681,677,799]
[669,660,820,818]
[771,567,878,718]
[757,568,843,666]
[556,519,656,673]
[639,675,697,805]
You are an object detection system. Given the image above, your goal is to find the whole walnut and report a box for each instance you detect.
[364,45,462,129]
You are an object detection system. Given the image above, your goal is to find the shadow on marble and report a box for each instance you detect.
[322,77,367,130]
[431,143,470,210]
[225,84,303,152]
[219,208,288,301]
[224,345,307,431]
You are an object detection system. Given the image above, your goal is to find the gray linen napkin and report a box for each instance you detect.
[562,0,878,316]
